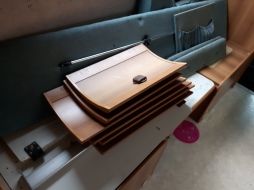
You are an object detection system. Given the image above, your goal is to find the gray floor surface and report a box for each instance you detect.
[142,84,254,190]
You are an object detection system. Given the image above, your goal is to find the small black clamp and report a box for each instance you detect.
[143,35,152,46]
[133,75,147,84]
[24,141,44,161]
[58,60,72,68]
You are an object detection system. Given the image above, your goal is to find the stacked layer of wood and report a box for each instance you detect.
[44,44,194,152]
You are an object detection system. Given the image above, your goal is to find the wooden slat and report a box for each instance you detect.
[91,81,193,144]
[45,79,193,144]
[95,90,192,152]
[66,44,147,84]
[44,87,104,143]
[228,0,254,53]
[199,41,252,86]
[65,73,182,118]
[188,0,254,122]
[64,73,183,124]
[98,85,193,145]
[66,44,186,112]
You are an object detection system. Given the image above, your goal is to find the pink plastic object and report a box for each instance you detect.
[173,120,200,143]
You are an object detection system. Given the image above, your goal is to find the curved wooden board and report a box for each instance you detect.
[64,73,185,124]
[66,44,186,112]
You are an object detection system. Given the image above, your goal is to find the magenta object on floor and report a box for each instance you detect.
[173,120,200,143]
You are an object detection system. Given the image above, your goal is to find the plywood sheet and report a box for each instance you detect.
[95,90,193,151]
[66,44,186,112]
[89,81,193,144]
[64,73,184,124]
[228,0,254,53]
[99,86,193,144]
[99,89,192,146]
[45,80,193,144]
[44,86,104,143]
[199,42,251,86]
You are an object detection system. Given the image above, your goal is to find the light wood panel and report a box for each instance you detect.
[197,42,253,121]
[44,86,104,143]
[228,0,254,52]
[199,42,252,86]
[45,79,193,144]
[44,82,193,144]
[64,75,184,124]
[194,0,254,121]
[0,0,136,41]
[67,44,186,112]
[200,0,254,86]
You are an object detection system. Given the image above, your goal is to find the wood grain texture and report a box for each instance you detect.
[199,41,252,86]
[66,44,148,84]
[45,45,189,144]
[66,44,186,112]
[44,86,104,143]
[91,81,193,143]
[44,81,193,144]
[117,140,168,190]
[96,84,193,145]
[64,74,184,124]
[98,89,192,146]
[199,0,254,87]
[95,90,193,151]
[228,0,254,53]
[194,0,254,122]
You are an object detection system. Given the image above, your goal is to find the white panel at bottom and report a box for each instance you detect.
[36,105,191,190]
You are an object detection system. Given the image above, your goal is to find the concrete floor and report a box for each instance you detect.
[142,84,254,190]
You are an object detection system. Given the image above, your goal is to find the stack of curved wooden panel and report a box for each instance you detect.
[44,44,194,151]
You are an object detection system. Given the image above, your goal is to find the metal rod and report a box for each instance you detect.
[70,41,142,65]
[59,33,171,67]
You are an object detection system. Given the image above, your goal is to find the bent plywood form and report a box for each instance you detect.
[44,79,193,144]
[44,86,104,143]
[64,74,184,124]
[93,83,193,144]
[95,90,193,151]
[66,44,186,112]
[64,75,186,125]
